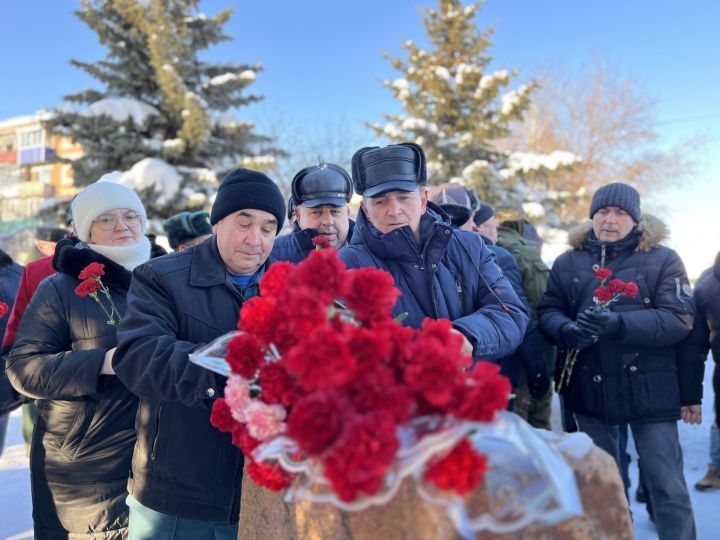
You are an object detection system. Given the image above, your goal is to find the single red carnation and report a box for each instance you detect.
[289,249,347,302]
[323,412,399,502]
[284,325,357,391]
[239,296,284,347]
[608,279,626,294]
[343,267,400,325]
[595,267,613,281]
[624,282,639,298]
[373,320,416,369]
[0,301,8,319]
[74,278,101,297]
[287,391,347,454]
[259,261,294,298]
[594,286,614,303]
[246,459,294,491]
[226,333,265,378]
[346,326,392,369]
[403,335,463,409]
[450,361,511,421]
[311,236,332,249]
[78,262,105,280]
[259,363,302,407]
[424,438,487,495]
[210,398,236,433]
[347,364,414,423]
[231,424,261,456]
[277,286,329,349]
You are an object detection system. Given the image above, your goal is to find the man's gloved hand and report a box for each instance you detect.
[577,309,621,337]
[561,322,596,349]
[527,373,551,399]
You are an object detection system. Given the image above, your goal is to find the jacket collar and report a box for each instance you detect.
[350,203,453,263]
[53,237,132,289]
[189,236,269,287]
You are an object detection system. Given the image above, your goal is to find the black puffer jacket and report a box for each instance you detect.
[6,238,139,539]
[538,216,695,424]
[0,249,23,416]
[679,251,720,426]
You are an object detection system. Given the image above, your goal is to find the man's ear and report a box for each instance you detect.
[212,224,218,234]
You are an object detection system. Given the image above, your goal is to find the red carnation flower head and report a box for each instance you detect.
[403,334,464,409]
[424,438,488,495]
[595,267,612,281]
[343,267,400,325]
[347,364,414,423]
[346,325,393,369]
[287,390,348,454]
[259,363,303,407]
[594,286,614,303]
[78,262,105,280]
[373,320,417,369]
[419,318,471,368]
[231,424,261,456]
[246,459,295,491]
[74,278,101,297]
[608,279,626,294]
[311,236,332,249]
[0,301,8,319]
[227,332,265,378]
[450,361,511,421]
[210,398,236,433]
[259,261,294,299]
[284,324,357,391]
[323,412,400,502]
[277,285,329,349]
[239,296,284,347]
[289,248,347,302]
[624,282,639,298]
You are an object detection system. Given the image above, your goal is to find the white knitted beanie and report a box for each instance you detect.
[71,172,147,242]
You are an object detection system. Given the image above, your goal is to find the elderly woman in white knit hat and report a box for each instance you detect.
[6,172,153,539]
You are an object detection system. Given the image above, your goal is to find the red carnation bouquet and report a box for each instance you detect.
[74,262,120,325]
[204,247,512,505]
[557,267,639,390]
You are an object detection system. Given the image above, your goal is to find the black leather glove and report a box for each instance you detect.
[527,373,551,399]
[561,322,595,349]
[577,309,621,337]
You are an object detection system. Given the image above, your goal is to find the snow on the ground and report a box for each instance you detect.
[1,360,717,538]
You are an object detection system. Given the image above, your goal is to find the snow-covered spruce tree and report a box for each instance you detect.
[51,0,282,217]
[370,0,578,224]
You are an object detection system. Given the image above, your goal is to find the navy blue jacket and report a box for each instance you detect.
[339,205,528,361]
[113,237,264,523]
[271,220,355,263]
[538,217,695,424]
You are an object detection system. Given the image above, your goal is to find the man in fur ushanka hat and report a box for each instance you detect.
[537,182,699,540]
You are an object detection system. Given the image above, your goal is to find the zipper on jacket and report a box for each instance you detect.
[600,245,607,268]
[150,403,164,462]
[456,278,463,294]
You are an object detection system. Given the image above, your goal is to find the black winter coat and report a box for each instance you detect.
[537,216,695,424]
[679,251,720,426]
[0,249,23,415]
[6,239,139,539]
[113,237,260,523]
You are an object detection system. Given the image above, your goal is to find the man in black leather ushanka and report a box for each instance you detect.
[113,168,286,539]
[537,182,698,540]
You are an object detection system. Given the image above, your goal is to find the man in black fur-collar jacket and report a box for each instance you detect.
[538,182,698,540]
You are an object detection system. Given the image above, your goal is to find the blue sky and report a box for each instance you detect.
[1,0,718,274]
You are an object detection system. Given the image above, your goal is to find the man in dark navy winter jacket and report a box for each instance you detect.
[271,163,354,263]
[538,182,698,540]
[339,143,528,363]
